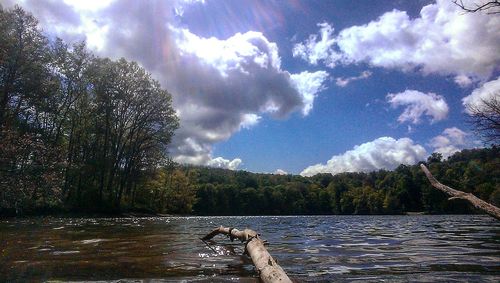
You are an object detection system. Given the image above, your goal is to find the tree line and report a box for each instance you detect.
[0,6,179,215]
[182,147,498,215]
[129,146,498,216]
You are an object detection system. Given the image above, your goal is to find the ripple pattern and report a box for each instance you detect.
[0,215,499,282]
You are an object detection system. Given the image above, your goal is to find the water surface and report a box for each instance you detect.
[1,215,499,282]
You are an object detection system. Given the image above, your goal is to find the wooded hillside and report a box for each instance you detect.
[186,147,499,215]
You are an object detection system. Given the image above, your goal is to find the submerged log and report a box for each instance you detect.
[201,226,292,283]
[420,164,500,221]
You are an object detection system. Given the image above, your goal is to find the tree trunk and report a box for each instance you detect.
[420,164,500,221]
[201,226,292,283]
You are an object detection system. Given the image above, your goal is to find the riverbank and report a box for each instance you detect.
[0,207,174,219]
[3,209,487,220]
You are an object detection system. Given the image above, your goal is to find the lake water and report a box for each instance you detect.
[1,215,499,282]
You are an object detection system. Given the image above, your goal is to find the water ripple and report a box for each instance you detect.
[0,215,499,282]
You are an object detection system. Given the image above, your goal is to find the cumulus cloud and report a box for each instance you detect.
[290,70,329,115]
[462,76,500,114]
[387,90,449,124]
[168,28,328,167]
[207,157,242,170]
[292,22,340,67]
[21,0,115,51]
[335,70,372,87]
[174,28,282,78]
[300,137,428,176]
[6,0,329,170]
[429,127,469,158]
[454,75,474,88]
[274,169,288,175]
[294,0,500,83]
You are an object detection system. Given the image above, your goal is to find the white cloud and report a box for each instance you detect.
[290,70,329,115]
[462,76,500,114]
[180,0,205,4]
[5,0,331,168]
[294,0,500,83]
[300,137,428,176]
[429,127,469,158]
[454,75,474,88]
[387,90,449,124]
[443,127,467,144]
[63,0,115,11]
[174,29,281,77]
[292,22,340,67]
[167,28,328,165]
[335,70,372,87]
[240,113,261,129]
[338,0,500,80]
[207,157,242,170]
[274,169,288,175]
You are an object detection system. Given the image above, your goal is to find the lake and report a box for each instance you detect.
[1,215,499,282]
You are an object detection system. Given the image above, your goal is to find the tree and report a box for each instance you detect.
[0,6,51,130]
[427,152,443,163]
[0,6,65,215]
[166,169,197,214]
[453,0,500,14]
[0,6,179,214]
[465,94,500,144]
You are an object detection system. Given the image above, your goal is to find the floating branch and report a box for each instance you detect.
[202,226,292,283]
[420,164,500,221]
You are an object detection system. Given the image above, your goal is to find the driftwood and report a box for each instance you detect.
[201,226,292,283]
[420,164,500,221]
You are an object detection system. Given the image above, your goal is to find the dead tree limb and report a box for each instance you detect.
[453,0,500,14]
[420,164,500,221]
[201,226,292,283]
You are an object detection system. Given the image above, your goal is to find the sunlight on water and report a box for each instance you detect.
[0,215,499,282]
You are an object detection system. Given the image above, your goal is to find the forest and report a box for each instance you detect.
[1,6,499,217]
[188,148,499,215]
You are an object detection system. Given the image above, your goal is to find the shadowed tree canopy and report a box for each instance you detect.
[0,6,179,215]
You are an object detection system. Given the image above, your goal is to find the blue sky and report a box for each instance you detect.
[3,0,499,175]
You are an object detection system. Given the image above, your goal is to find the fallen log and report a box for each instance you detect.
[201,226,292,283]
[420,164,500,221]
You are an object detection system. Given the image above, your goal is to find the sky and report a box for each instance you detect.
[2,0,499,175]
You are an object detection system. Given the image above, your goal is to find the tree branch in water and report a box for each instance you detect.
[201,226,292,283]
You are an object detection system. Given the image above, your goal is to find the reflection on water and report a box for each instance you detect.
[1,215,499,282]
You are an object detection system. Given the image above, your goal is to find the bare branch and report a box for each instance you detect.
[202,226,292,283]
[453,0,500,14]
[465,94,500,144]
[420,164,500,220]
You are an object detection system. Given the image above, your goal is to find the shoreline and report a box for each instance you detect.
[2,211,488,220]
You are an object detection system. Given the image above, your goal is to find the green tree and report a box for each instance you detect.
[165,169,197,214]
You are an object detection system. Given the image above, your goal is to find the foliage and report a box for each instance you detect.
[0,6,179,215]
[189,147,499,216]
